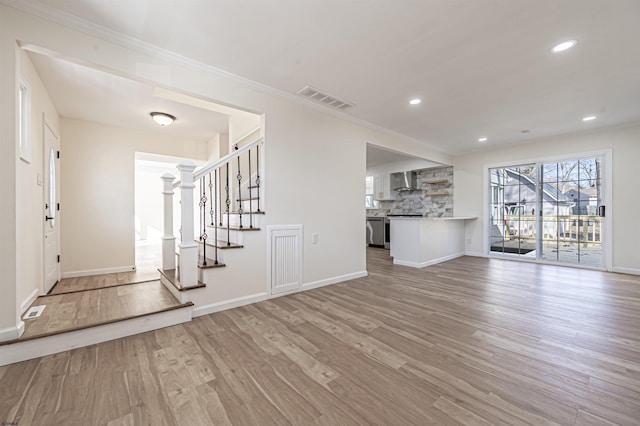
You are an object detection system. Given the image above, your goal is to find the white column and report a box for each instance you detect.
[160,174,177,271]
[177,161,198,288]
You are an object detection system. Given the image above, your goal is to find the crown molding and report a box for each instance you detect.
[1,0,449,158]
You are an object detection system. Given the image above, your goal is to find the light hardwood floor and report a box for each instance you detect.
[21,281,185,340]
[2,249,640,425]
[49,240,161,295]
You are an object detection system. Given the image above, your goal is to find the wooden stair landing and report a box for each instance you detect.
[0,281,193,366]
[18,281,189,341]
[49,269,160,294]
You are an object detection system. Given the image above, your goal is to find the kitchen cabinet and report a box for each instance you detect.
[374,174,395,200]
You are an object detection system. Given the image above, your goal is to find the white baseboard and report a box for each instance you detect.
[20,288,41,315]
[193,271,369,316]
[0,323,24,342]
[302,271,368,291]
[394,252,464,268]
[464,251,487,258]
[611,267,640,276]
[0,306,193,366]
[62,265,136,279]
[193,292,268,317]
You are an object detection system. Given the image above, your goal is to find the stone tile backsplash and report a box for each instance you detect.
[378,166,453,217]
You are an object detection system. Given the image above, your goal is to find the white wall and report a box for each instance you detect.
[454,123,640,274]
[0,5,453,334]
[229,112,261,146]
[16,49,60,311]
[0,31,19,340]
[60,118,207,276]
[135,164,173,241]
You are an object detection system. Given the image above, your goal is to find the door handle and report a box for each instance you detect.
[45,216,54,221]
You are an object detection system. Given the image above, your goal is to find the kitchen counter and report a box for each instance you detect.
[388,216,477,268]
[389,216,477,221]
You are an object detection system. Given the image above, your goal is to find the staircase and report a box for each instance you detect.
[158,137,265,303]
[0,137,265,367]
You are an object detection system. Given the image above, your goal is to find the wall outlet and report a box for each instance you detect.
[311,233,318,244]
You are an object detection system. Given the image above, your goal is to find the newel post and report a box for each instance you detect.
[177,161,198,287]
[160,174,176,271]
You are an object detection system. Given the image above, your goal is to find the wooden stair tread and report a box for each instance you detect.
[159,268,207,290]
[226,210,265,215]
[198,256,226,269]
[209,225,262,232]
[2,303,193,345]
[201,239,244,249]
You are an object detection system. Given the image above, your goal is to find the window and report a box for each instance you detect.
[365,176,378,209]
[19,79,31,162]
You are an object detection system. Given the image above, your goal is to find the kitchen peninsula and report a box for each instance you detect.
[389,216,477,268]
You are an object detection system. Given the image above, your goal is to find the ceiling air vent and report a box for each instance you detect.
[296,85,355,110]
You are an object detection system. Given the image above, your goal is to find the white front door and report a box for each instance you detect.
[43,123,60,293]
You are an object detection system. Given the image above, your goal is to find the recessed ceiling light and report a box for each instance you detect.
[582,115,596,122]
[552,40,577,53]
[150,112,176,126]
[478,137,488,143]
[409,98,422,105]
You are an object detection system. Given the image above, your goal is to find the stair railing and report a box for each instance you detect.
[162,136,264,288]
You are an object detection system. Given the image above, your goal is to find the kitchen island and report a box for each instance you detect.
[389,216,477,268]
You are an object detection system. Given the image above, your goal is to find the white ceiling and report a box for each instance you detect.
[11,0,640,155]
[26,51,230,142]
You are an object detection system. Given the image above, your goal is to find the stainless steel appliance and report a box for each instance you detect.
[366,217,385,248]
[384,217,390,249]
[391,171,417,191]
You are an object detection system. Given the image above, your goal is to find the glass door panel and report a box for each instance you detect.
[490,156,604,267]
[540,156,603,267]
[489,164,536,256]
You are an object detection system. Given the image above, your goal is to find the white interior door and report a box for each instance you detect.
[43,123,60,293]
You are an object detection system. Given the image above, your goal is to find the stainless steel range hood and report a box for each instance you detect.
[391,171,417,191]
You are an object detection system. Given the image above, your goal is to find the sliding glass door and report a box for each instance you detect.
[489,156,605,267]
[540,158,603,267]
[489,164,537,257]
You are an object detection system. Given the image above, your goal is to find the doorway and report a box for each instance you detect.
[43,122,60,292]
[489,154,608,268]
[134,153,205,273]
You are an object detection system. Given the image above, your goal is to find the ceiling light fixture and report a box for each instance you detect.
[552,40,577,53]
[150,112,176,126]
[582,115,596,122]
[478,137,488,143]
[409,98,422,105]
